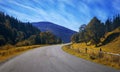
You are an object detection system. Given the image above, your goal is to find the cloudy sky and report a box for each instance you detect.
[0,0,120,31]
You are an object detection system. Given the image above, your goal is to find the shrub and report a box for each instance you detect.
[2,44,14,50]
[16,40,31,47]
[89,52,97,60]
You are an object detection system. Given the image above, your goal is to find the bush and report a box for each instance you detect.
[89,52,97,60]
[1,44,14,50]
[16,40,31,47]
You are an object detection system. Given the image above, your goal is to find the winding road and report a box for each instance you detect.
[0,44,119,72]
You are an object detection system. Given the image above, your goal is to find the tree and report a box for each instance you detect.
[0,11,62,46]
[56,38,62,44]
[112,14,120,30]
[79,24,87,43]
[0,35,6,46]
[40,32,46,44]
[86,17,105,46]
[0,11,41,46]
[105,18,112,33]
[71,33,79,43]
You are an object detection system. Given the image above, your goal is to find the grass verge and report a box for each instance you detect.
[62,45,120,70]
[0,45,46,63]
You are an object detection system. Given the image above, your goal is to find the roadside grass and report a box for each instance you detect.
[101,36,120,54]
[0,44,46,62]
[62,44,120,70]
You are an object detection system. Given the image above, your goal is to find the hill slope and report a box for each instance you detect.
[0,12,40,46]
[101,27,120,53]
[71,27,120,53]
[32,22,77,43]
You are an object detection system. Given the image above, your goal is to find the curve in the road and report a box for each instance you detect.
[0,44,119,72]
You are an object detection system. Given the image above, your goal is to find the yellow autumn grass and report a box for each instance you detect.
[62,42,120,69]
[62,26,120,69]
[0,45,46,62]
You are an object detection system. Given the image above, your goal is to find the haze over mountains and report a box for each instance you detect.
[32,22,77,43]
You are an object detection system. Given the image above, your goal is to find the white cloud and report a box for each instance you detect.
[0,0,118,31]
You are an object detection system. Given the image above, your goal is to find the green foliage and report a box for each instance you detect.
[16,31,62,46]
[39,31,62,44]
[112,14,120,30]
[0,35,6,46]
[105,18,112,32]
[71,33,79,43]
[72,17,105,46]
[71,15,120,46]
[0,12,40,46]
[79,24,86,42]
[0,12,62,46]
[85,17,105,46]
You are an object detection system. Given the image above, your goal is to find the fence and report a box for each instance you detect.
[69,45,120,65]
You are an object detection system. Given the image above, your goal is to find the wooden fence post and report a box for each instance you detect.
[85,48,87,54]
[79,48,80,53]
[99,48,103,58]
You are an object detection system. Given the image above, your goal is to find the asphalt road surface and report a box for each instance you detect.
[0,44,119,72]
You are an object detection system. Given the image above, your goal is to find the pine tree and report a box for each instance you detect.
[105,18,112,33]
[112,14,120,30]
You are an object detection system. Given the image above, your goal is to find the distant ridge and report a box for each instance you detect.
[32,22,77,43]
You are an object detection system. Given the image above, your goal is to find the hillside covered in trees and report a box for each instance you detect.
[0,12,62,46]
[32,22,76,43]
[71,15,120,47]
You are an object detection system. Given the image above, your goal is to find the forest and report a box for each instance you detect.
[71,15,120,47]
[0,12,62,46]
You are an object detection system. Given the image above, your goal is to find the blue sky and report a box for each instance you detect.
[0,0,120,31]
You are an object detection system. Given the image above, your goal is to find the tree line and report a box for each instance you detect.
[0,12,62,46]
[71,15,120,47]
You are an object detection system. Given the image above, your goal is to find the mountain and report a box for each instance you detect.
[0,12,62,46]
[32,22,77,43]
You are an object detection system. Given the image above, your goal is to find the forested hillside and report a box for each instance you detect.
[71,15,120,47]
[32,22,76,43]
[0,12,62,46]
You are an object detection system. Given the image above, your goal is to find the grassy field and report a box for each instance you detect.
[0,44,46,63]
[62,44,120,69]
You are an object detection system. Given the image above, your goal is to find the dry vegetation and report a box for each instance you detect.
[62,44,120,69]
[62,28,120,69]
[0,44,45,62]
[63,15,120,70]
